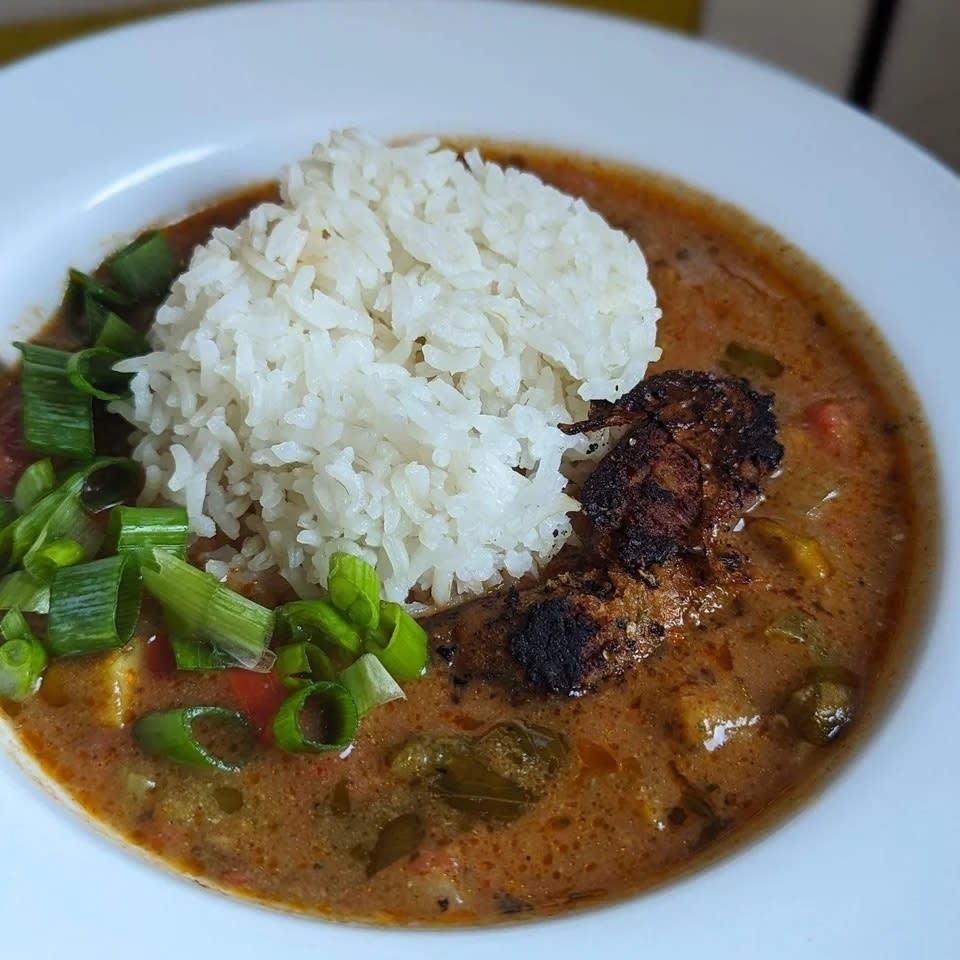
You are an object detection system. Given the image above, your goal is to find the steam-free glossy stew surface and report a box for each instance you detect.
[0,147,933,924]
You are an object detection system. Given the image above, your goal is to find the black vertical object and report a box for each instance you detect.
[848,0,903,109]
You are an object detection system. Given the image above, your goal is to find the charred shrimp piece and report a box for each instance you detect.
[429,370,782,698]
[427,559,722,697]
[562,369,783,573]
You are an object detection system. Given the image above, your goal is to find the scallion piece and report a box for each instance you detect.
[277,599,362,659]
[82,293,110,342]
[1,608,34,642]
[169,634,236,671]
[21,489,103,574]
[0,491,64,574]
[0,571,49,613]
[339,653,405,716]
[140,548,273,669]
[327,552,380,631]
[46,555,141,657]
[79,457,142,514]
[67,269,134,309]
[274,641,336,687]
[271,681,358,752]
[94,313,150,356]
[13,459,55,514]
[134,706,254,772]
[23,538,86,583]
[107,231,179,300]
[106,506,188,558]
[0,611,47,701]
[0,458,137,574]
[274,640,311,679]
[66,347,131,401]
[65,270,133,341]
[14,342,93,459]
[366,601,428,681]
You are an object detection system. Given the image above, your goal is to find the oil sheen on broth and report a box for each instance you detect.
[0,146,935,925]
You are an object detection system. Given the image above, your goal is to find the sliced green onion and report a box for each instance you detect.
[65,270,133,341]
[140,548,273,669]
[46,555,141,657]
[66,347,131,401]
[18,493,101,581]
[0,458,138,574]
[107,232,179,300]
[79,458,142,514]
[23,538,86,583]
[134,706,254,772]
[81,292,110,342]
[0,497,57,573]
[366,601,428,681]
[106,506,188,558]
[274,641,336,687]
[13,459,56,514]
[94,312,150,356]
[0,611,47,701]
[271,681,358,752]
[169,634,235,671]
[277,599,362,659]
[339,653,405,716]
[327,552,380,631]
[0,608,33,642]
[21,490,102,574]
[0,492,64,574]
[14,342,93,459]
[67,269,134,309]
[274,640,311,678]
[0,571,49,613]
[162,608,234,671]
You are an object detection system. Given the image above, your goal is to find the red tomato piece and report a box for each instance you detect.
[803,399,859,456]
[227,668,287,739]
[144,633,177,674]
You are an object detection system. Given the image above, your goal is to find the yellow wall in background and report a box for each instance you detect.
[0,2,213,64]
[0,0,701,66]
[552,0,699,30]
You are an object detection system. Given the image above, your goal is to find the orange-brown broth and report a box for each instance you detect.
[0,147,935,925]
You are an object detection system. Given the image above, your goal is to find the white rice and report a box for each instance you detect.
[114,131,661,605]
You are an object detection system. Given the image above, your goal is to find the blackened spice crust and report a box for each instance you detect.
[508,598,600,695]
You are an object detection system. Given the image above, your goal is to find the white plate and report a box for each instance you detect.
[1,2,958,956]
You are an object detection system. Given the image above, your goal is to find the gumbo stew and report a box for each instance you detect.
[0,145,936,925]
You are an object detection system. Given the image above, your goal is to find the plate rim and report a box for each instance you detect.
[1,1,958,956]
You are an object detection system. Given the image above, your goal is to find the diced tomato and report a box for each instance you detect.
[144,633,177,674]
[803,399,859,456]
[227,668,287,739]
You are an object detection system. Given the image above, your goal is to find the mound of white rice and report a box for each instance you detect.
[115,131,661,605]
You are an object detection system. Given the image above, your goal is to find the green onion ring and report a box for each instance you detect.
[366,601,429,681]
[46,554,142,657]
[134,706,254,772]
[271,681,358,752]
